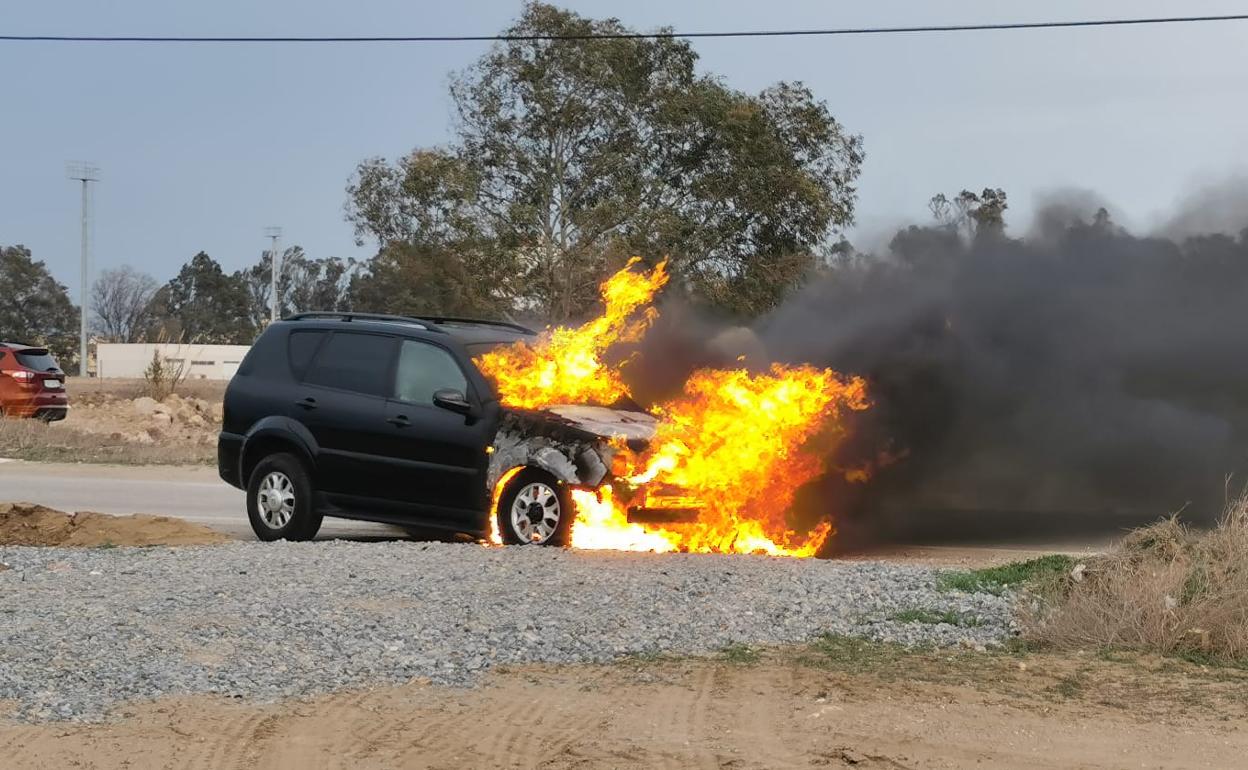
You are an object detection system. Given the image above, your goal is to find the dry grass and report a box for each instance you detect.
[1025,494,1248,664]
[0,419,215,466]
[67,377,227,406]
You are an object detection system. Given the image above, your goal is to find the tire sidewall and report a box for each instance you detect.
[246,452,321,541]
[497,469,573,547]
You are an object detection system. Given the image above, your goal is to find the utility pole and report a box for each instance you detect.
[264,226,282,323]
[66,162,100,378]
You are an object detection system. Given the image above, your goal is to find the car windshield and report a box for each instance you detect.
[15,350,59,372]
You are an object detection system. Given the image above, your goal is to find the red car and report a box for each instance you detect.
[0,343,68,421]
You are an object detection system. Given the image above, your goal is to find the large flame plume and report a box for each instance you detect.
[583,365,868,556]
[476,258,668,410]
[482,260,869,557]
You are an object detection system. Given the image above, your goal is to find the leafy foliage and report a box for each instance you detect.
[240,246,359,325]
[149,252,255,344]
[0,245,79,364]
[346,2,863,322]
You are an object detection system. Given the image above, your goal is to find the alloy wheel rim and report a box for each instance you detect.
[258,471,296,529]
[510,482,561,543]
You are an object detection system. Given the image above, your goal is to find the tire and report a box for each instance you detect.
[246,452,323,542]
[496,469,573,546]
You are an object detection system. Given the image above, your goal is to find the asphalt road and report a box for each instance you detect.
[0,460,406,540]
[0,459,1116,564]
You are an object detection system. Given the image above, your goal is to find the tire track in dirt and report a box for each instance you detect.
[640,665,719,770]
[492,680,602,768]
[179,706,258,770]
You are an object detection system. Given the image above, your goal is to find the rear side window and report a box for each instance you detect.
[15,350,58,371]
[287,331,326,380]
[303,332,395,397]
[394,340,468,405]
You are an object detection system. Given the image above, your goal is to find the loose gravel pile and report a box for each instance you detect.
[0,541,1015,720]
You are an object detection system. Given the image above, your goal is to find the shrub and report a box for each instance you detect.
[142,350,187,401]
[1024,495,1248,663]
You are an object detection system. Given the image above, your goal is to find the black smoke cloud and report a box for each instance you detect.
[753,201,1248,549]
[621,194,1248,549]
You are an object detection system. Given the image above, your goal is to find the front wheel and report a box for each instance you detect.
[497,469,573,546]
[246,453,323,542]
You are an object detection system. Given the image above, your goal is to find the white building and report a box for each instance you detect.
[95,343,251,380]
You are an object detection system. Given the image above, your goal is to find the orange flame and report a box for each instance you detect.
[572,365,868,557]
[476,258,668,409]
[481,260,869,557]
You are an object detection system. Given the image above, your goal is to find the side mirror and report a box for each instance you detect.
[433,388,473,415]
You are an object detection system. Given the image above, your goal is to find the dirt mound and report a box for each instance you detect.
[0,502,229,547]
[68,392,222,448]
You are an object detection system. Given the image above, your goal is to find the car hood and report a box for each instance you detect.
[540,404,659,442]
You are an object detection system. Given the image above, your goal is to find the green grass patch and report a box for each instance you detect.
[891,608,984,627]
[937,554,1076,595]
[803,635,921,671]
[1169,649,1248,671]
[719,643,761,665]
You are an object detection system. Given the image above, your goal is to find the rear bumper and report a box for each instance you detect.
[217,431,244,488]
[2,392,69,420]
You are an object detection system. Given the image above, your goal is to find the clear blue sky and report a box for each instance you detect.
[3,1,1247,301]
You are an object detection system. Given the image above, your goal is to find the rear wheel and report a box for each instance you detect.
[246,453,322,542]
[497,469,573,546]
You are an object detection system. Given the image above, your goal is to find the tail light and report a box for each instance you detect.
[6,370,35,383]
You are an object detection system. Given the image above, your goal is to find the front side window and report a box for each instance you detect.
[394,340,468,405]
[303,332,395,397]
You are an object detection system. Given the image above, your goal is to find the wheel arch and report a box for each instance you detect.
[240,417,317,486]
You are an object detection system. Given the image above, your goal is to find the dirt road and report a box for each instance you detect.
[4,650,1244,770]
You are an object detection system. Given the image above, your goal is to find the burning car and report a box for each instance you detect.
[219,259,866,557]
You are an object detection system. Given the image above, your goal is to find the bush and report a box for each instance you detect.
[1025,495,1248,663]
[142,350,187,401]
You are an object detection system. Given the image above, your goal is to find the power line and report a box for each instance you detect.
[3,14,1248,44]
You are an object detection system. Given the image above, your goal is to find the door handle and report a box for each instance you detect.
[387,414,411,428]
[295,397,318,410]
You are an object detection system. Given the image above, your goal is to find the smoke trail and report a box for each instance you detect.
[753,194,1248,548]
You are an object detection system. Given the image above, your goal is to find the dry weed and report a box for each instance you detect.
[1025,495,1248,662]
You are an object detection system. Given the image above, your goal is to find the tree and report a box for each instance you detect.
[348,242,508,318]
[150,252,255,344]
[928,188,1009,240]
[239,246,359,326]
[0,245,78,364]
[91,266,159,342]
[346,2,863,321]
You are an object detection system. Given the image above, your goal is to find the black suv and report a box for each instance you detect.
[219,313,674,545]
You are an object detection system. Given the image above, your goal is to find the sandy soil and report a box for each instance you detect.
[0,378,223,466]
[3,646,1245,769]
[0,502,228,546]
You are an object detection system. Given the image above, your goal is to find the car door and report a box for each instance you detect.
[377,338,497,523]
[296,330,398,503]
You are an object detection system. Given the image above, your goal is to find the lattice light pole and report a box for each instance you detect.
[66,162,100,377]
[264,226,282,323]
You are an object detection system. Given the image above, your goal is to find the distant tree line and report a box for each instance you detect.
[0,245,358,355]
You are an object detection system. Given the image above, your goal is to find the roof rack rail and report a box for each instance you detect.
[415,316,536,335]
[284,312,431,330]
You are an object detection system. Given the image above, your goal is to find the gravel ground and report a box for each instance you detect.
[0,541,1015,721]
